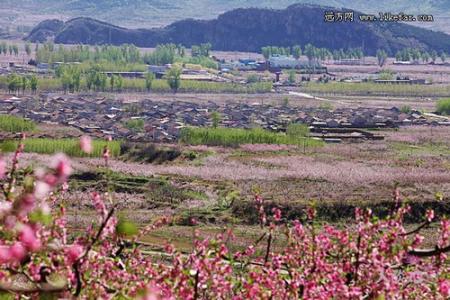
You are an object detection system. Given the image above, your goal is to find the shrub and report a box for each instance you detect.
[436,98,450,115]
[286,123,310,138]
[210,111,221,128]
[120,142,181,163]
[125,119,145,133]
[401,105,412,113]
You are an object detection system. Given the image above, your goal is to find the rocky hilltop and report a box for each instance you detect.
[26,4,450,55]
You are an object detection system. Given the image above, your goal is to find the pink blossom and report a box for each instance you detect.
[272,208,282,222]
[439,280,450,297]
[0,158,6,179]
[0,202,12,218]
[80,136,93,154]
[52,153,72,180]
[66,244,84,263]
[426,209,435,222]
[34,181,51,200]
[10,242,26,261]
[0,246,11,263]
[18,225,41,251]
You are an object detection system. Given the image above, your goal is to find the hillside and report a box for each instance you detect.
[26,4,450,56]
[2,0,450,33]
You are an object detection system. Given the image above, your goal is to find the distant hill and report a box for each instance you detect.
[2,0,450,33]
[26,4,450,56]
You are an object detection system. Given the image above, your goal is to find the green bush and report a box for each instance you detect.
[286,123,310,138]
[0,138,121,158]
[436,98,450,115]
[125,119,145,133]
[400,105,412,114]
[0,115,36,132]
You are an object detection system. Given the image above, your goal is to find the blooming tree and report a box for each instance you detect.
[0,136,448,299]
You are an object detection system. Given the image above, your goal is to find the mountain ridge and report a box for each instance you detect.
[2,0,450,33]
[26,4,450,56]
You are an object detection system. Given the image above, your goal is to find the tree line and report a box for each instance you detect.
[34,42,218,70]
[261,44,364,62]
[36,42,141,64]
[262,44,448,67]
[395,48,446,64]
[0,42,20,56]
[6,74,38,94]
[53,64,182,93]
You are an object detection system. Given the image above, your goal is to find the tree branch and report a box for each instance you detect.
[408,244,450,258]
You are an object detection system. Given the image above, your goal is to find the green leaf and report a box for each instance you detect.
[29,209,52,226]
[435,192,444,201]
[116,219,138,237]
[0,292,14,300]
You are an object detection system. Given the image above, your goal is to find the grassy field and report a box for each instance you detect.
[179,127,324,147]
[0,115,36,132]
[0,76,273,94]
[0,138,121,157]
[302,82,450,97]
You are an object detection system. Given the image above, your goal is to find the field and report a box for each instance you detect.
[0,41,449,296]
[9,124,448,250]
[0,138,121,157]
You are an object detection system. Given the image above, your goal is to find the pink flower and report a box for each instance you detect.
[80,136,93,154]
[10,242,26,261]
[19,225,41,251]
[34,181,50,200]
[272,208,282,221]
[439,279,450,297]
[140,284,161,300]
[92,192,106,216]
[18,194,35,216]
[425,209,435,222]
[0,158,6,179]
[66,244,84,263]
[52,153,72,180]
[0,201,12,218]
[0,246,12,263]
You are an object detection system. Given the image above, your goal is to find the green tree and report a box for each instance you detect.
[431,50,438,63]
[7,74,20,94]
[29,75,38,93]
[0,42,6,55]
[304,44,316,65]
[210,111,221,128]
[98,73,108,92]
[191,45,201,57]
[292,45,302,59]
[166,66,182,93]
[116,75,123,92]
[145,72,155,92]
[110,74,116,91]
[288,70,296,84]
[421,51,430,63]
[376,49,388,67]
[25,42,32,56]
[440,52,447,63]
[261,46,271,60]
[199,43,212,56]
[21,76,27,94]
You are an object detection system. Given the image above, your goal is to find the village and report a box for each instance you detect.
[0,92,447,143]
